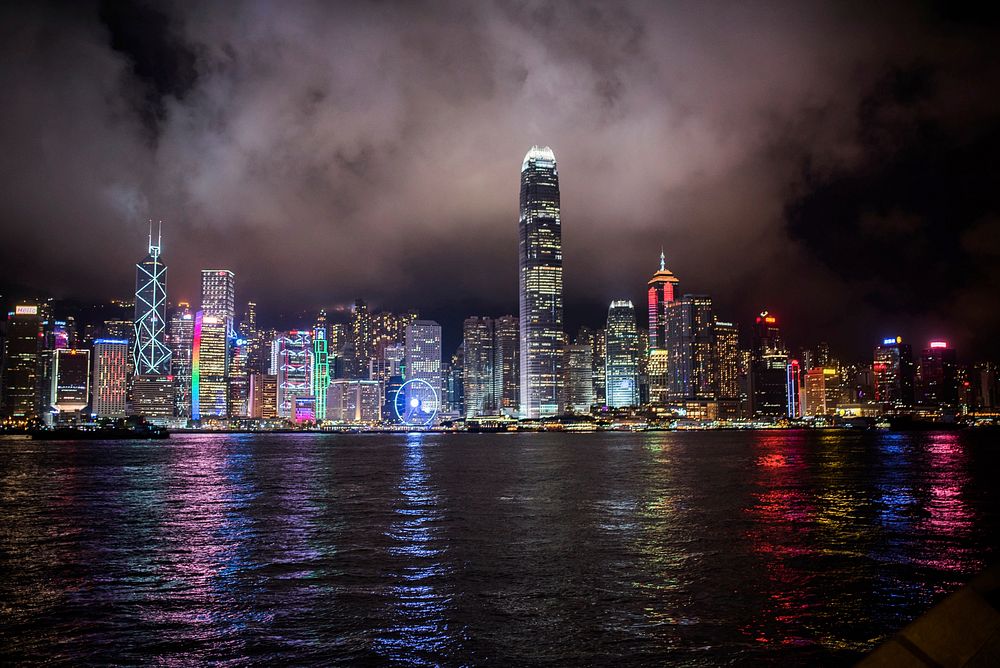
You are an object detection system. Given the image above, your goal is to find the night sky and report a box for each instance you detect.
[1,1,999,360]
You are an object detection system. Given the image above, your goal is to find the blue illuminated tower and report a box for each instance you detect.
[518,146,563,418]
[133,223,171,375]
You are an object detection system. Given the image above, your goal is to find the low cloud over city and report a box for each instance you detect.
[2,1,998,356]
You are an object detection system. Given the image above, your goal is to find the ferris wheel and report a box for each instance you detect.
[394,378,439,427]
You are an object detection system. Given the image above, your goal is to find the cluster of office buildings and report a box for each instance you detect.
[1,147,997,429]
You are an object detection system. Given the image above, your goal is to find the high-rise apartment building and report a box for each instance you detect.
[519,146,563,418]
[605,300,640,408]
[133,227,171,375]
[92,338,128,418]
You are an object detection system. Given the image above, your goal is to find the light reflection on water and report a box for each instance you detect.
[0,430,997,666]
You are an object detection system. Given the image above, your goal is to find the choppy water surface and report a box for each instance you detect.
[1,430,998,665]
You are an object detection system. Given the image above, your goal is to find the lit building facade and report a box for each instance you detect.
[786,359,801,418]
[312,328,330,421]
[751,311,789,417]
[918,341,958,409]
[873,337,915,408]
[665,295,715,400]
[133,227,171,375]
[463,317,495,417]
[493,316,519,416]
[132,374,176,420]
[563,343,595,412]
[327,379,382,424]
[647,349,670,405]
[275,331,313,419]
[168,303,194,418]
[228,337,249,417]
[405,320,442,414]
[249,372,278,419]
[92,338,128,418]
[200,270,236,338]
[192,312,228,420]
[1,304,43,423]
[802,367,840,416]
[518,146,563,418]
[605,300,640,408]
[647,250,680,350]
[49,348,90,423]
[712,320,740,399]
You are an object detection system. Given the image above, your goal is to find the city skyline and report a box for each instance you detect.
[1,3,998,361]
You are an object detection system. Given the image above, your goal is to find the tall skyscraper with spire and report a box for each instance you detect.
[518,146,563,418]
[133,222,171,375]
[647,249,679,351]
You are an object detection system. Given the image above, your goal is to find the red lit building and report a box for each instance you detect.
[647,250,680,351]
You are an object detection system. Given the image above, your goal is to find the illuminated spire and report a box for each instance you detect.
[659,248,666,272]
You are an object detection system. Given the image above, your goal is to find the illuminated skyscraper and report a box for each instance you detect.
[463,317,495,417]
[786,359,801,418]
[563,344,595,412]
[1,304,43,423]
[200,270,236,338]
[803,367,840,416]
[751,311,789,417]
[873,337,915,408]
[192,312,228,420]
[249,372,278,419]
[519,146,563,418]
[405,320,442,415]
[168,303,194,418]
[228,337,249,417]
[347,299,374,379]
[312,328,330,421]
[132,374,176,420]
[49,348,90,423]
[666,295,715,400]
[918,341,958,409]
[133,225,171,375]
[92,339,128,418]
[593,328,607,406]
[493,316,520,417]
[275,330,312,419]
[605,300,640,408]
[648,250,680,350]
[712,320,740,399]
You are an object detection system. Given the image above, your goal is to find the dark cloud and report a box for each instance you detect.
[1,1,999,360]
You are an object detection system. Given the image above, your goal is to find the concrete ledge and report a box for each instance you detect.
[859,565,1000,667]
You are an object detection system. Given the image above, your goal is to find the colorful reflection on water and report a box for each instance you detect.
[0,430,997,665]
